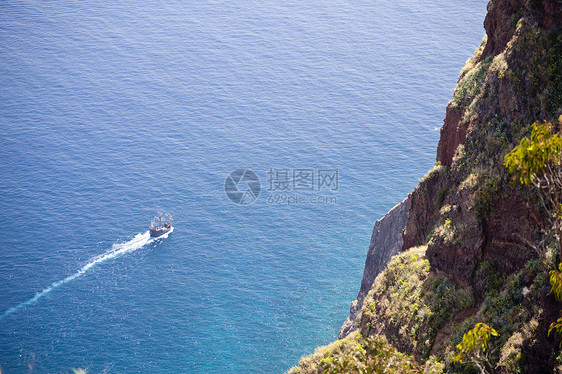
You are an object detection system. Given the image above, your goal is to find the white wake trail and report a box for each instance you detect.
[0,228,172,321]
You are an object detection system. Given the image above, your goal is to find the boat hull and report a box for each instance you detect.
[150,226,171,237]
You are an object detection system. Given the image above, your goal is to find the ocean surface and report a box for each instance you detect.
[0,1,487,372]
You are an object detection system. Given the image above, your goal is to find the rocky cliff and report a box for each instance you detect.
[338,198,409,339]
[289,0,562,372]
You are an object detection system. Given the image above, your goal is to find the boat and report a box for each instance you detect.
[150,212,173,237]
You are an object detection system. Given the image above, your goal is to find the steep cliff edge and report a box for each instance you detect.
[410,0,561,290]
[338,198,409,339]
[289,0,562,372]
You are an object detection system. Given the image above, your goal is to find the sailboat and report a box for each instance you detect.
[150,212,173,237]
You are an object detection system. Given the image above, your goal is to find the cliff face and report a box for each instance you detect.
[338,198,409,339]
[437,0,562,169]
[416,0,561,292]
[289,0,562,372]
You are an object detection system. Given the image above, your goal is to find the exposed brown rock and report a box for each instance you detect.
[425,180,543,290]
[436,104,466,167]
[437,0,562,168]
[419,0,560,289]
[436,0,522,167]
[482,188,542,275]
[481,0,520,59]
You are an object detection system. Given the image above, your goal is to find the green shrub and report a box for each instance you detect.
[505,120,562,256]
[548,316,562,348]
[550,263,562,302]
[453,323,498,373]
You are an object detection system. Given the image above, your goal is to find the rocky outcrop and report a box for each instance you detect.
[436,105,465,167]
[426,178,484,287]
[482,0,562,61]
[402,166,451,251]
[412,0,561,289]
[481,187,542,268]
[436,0,562,168]
[338,197,409,339]
[481,0,520,59]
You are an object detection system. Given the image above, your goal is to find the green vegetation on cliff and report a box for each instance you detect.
[289,232,554,373]
[358,246,474,361]
[289,247,449,374]
[287,331,428,374]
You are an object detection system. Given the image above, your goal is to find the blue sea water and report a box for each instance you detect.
[0,1,487,372]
